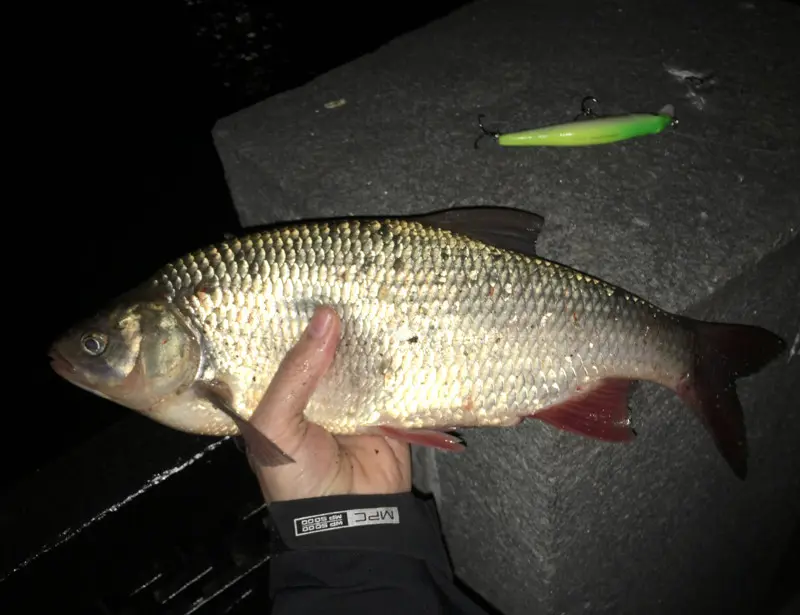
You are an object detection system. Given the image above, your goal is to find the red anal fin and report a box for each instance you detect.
[532,379,635,442]
[375,426,466,451]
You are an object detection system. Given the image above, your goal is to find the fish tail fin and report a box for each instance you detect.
[677,320,785,479]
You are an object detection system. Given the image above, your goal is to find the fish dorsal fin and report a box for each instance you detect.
[413,206,544,257]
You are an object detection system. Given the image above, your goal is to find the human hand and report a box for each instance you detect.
[244,305,412,504]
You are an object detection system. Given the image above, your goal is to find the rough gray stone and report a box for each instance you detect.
[212,0,800,613]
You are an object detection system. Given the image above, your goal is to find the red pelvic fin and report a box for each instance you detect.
[375,426,466,451]
[532,378,635,442]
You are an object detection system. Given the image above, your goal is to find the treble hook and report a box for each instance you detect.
[474,114,501,149]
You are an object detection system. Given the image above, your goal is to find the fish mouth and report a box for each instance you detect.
[49,347,81,383]
[49,347,106,397]
[48,346,124,406]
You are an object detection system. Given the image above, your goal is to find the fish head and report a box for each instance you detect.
[49,297,202,414]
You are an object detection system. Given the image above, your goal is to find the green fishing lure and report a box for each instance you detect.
[475,96,677,148]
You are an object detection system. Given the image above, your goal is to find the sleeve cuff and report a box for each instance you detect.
[267,491,452,578]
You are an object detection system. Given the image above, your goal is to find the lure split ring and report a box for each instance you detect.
[575,95,601,120]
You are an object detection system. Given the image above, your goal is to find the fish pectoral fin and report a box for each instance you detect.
[414,206,543,257]
[232,435,247,455]
[373,426,466,452]
[193,381,295,467]
[530,378,635,442]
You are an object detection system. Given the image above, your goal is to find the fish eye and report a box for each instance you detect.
[80,332,108,356]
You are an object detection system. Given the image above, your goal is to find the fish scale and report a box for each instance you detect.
[150,218,689,434]
[49,207,786,478]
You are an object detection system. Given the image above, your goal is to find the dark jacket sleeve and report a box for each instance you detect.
[266,491,494,614]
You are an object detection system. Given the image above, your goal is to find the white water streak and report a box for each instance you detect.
[1,437,229,583]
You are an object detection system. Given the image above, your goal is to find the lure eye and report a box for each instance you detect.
[81,332,108,356]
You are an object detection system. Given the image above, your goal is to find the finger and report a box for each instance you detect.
[249,305,341,450]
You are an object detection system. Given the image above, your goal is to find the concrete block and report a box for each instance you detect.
[212,0,800,612]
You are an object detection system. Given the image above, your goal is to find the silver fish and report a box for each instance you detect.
[49,207,785,477]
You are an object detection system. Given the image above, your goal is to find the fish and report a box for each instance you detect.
[48,207,786,478]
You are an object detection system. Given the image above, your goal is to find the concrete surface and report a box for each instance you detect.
[212,0,800,613]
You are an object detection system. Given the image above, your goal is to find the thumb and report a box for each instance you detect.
[246,305,341,458]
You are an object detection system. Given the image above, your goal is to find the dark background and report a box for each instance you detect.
[18,0,470,492]
[6,1,470,612]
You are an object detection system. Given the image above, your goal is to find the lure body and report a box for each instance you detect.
[496,105,675,147]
